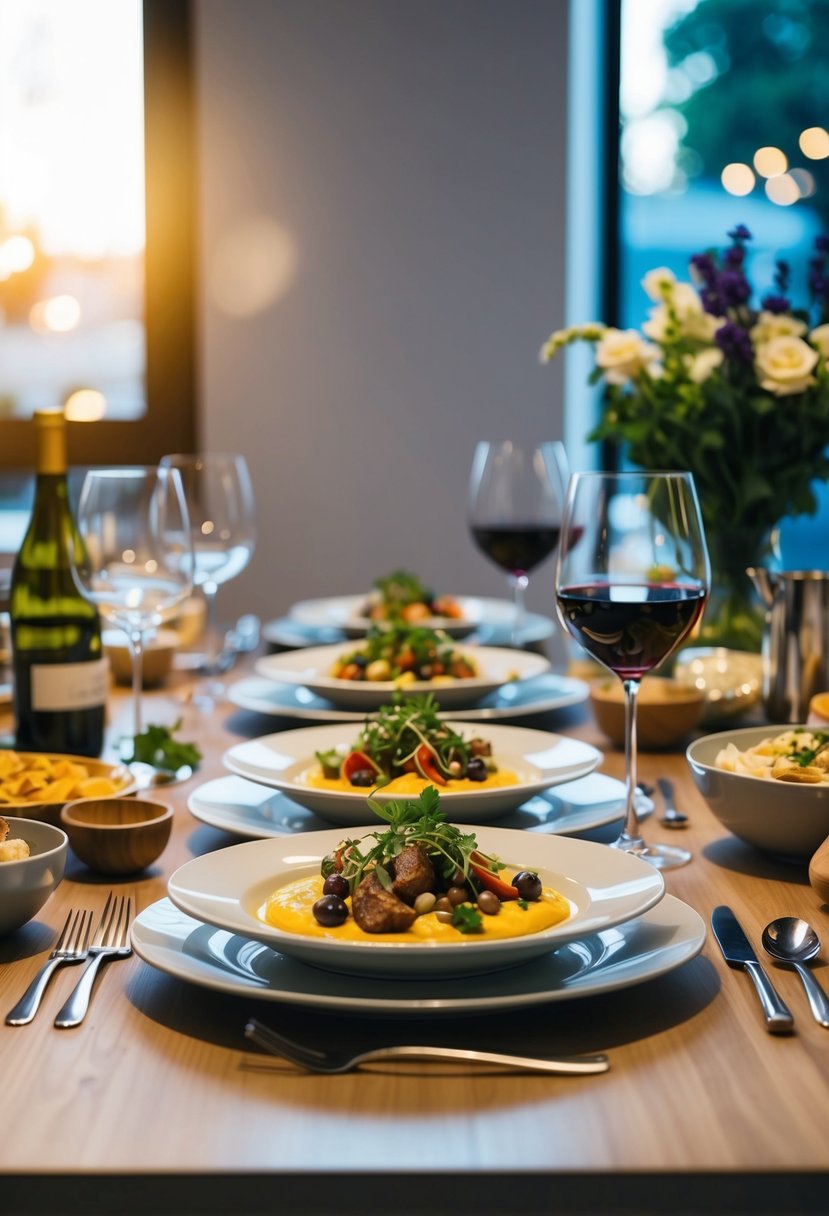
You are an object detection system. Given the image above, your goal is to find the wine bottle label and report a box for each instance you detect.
[31,658,108,712]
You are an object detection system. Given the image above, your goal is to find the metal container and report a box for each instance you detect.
[747,567,829,722]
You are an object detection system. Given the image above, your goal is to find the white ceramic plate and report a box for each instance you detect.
[227,673,588,724]
[254,645,550,711]
[132,893,703,1016]
[221,723,602,821]
[264,606,556,650]
[290,594,486,633]
[187,772,654,840]
[166,827,666,978]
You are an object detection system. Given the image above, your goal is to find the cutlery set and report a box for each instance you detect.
[5,893,132,1029]
[711,905,829,1033]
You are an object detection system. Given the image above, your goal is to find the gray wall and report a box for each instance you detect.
[195,0,569,625]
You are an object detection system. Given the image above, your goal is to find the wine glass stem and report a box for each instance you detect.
[128,629,145,737]
[203,582,221,664]
[509,573,529,647]
[619,676,644,849]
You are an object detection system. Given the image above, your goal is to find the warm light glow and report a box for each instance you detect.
[799,127,829,160]
[0,0,145,257]
[789,167,817,198]
[29,294,82,333]
[721,162,755,196]
[765,174,800,206]
[0,235,35,278]
[753,146,788,178]
[201,521,215,535]
[64,388,106,421]
[209,216,299,317]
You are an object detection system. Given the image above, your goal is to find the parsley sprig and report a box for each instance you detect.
[127,719,202,772]
[357,694,471,778]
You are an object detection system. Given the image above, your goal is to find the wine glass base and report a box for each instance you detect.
[611,837,692,870]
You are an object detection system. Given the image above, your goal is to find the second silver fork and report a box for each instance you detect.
[5,908,93,1026]
[54,892,132,1029]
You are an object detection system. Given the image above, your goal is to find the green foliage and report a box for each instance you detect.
[128,719,202,772]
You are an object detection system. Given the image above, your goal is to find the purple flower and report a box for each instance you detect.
[761,293,790,314]
[774,259,791,293]
[719,269,752,307]
[724,244,746,269]
[691,252,717,284]
[815,235,829,253]
[716,321,753,364]
[728,224,752,242]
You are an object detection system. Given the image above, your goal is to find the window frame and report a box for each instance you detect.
[0,0,196,470]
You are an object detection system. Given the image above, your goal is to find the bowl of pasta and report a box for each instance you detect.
[686,725,829,861]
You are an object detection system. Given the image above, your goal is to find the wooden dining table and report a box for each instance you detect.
[1,652,828,1216]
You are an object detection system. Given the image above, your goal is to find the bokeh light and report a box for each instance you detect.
[64,388,107,421]
[765,174,800,206]
[799,127,829,160]
[754,146,788,178]
[721,162,755,196]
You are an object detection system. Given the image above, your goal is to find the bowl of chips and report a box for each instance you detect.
[0,751,135,826]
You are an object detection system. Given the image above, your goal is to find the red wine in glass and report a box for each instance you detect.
[556,583,707,680]
[470,524,561,577]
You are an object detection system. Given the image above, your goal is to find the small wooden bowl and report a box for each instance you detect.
[60,797,173,875]
[590,676,706,751]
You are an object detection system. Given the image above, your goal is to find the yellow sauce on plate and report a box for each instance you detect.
[263,875,570,942]
[302,768,521,795]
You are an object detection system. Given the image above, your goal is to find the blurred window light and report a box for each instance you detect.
[0,0,146,419]
[754,146,788,178]
[799,127,829,160]
[721,163,755,196]
[64,388,106,422]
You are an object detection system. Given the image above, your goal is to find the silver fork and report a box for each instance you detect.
[53,893,132,1029]
[5,908,93,1026]
[244,1019,609,1076]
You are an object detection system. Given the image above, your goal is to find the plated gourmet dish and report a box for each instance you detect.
[358,568,464,625]
[715,727,829,784]
[262,787,570,942]
[308,695,517,794]
[330,623,478,684]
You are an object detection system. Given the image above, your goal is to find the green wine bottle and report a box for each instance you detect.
[10,411,107,757]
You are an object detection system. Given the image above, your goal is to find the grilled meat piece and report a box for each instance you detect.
[469,737,492,757]
[391,844,435,903]
[352,872,417,933]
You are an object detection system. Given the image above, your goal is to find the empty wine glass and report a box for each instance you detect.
[468,440,568,646]
[159,453,256,674]
[555,471,709,869]
[71,466,193,741]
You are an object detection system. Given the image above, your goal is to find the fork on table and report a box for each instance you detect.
[244,1019,610,1076]
[5,908,94,1026]
[53,892,132,1029]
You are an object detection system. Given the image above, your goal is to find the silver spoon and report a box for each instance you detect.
[657,777,689,828]
[128,761,194,790]
[762,917,829,1028]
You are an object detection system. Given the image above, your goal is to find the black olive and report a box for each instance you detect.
[349,769,376,787]
[322,873,349,899]
[512,871,542,901]
[466,757,487,782]
[312,894,349,926]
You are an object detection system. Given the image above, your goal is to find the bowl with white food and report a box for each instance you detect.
[0,816,68,935]
[686,724,829,861]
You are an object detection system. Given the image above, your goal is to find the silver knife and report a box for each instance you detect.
[711,906,794,1034]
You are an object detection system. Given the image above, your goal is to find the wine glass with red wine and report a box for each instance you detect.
[468,441,568,647]
[555,471,709,869]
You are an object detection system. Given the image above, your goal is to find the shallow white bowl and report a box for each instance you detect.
[686,724,829,861]
[221,722,602,823]
[255,644,550,710]
[166,826,665,978]
[0,818,68,936]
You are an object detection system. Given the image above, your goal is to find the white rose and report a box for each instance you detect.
[642,282,720,343]
[684,347,724,383]
[642,267,676,302]
[595,329,660,385]
[750,311,808,344]
[809,323,829,359]
[755,335,819,396]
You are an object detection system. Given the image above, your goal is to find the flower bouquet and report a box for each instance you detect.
[540,225,829,650]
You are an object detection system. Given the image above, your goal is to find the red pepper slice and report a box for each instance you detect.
[469,850,518,900]
[414,743,447,786]
[342,750,380,783]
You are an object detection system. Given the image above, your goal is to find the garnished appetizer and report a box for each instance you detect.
[716,727,829,784]
[361,569,463,624]
[330,623,478,684]
[263,788,569,938]
[311,694,518,793]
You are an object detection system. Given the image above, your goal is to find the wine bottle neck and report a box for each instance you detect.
[34,411,67,476]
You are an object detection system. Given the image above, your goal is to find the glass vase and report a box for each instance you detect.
[697,527,767,653]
